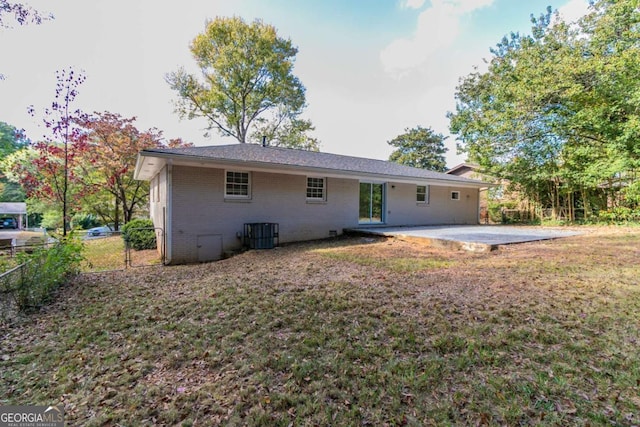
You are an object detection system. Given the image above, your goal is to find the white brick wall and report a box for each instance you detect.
[386,183,479,225]
[151,164,480,264]
[168,166,359,263]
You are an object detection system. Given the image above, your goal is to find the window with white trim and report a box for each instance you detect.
[225,171,250,198]
[306,177,326,201]
[417,185,429,204]
[451,191,460,200]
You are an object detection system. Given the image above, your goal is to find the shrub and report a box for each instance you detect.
[598,207,640,223]
[122,218,156,250]
[71,213,100,230]
[14,235,84,310]
[487,200,519,223]
[40,210,62,230]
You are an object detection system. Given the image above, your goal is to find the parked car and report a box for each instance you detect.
[0,218,17,229]
[86,225,112,237]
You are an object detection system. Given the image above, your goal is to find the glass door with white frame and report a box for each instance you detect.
[359,182,385,224]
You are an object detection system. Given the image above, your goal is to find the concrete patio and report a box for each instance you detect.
[348,225,581,252]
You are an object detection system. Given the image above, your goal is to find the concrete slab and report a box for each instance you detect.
[348,225,581,252]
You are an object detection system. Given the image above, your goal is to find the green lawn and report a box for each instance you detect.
[81,236,125,272]
[81,236,162,272]
[1,228,639,426]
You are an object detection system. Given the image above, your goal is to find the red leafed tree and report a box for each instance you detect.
[14,68,87,235]
[0,0,52,27]
[76,112,192,229]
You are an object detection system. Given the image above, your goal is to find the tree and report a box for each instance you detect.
[2,146,55,225]
[75,112,192,229]
[16,68,87,235]
[1,1,52,79]
[387,126,447,172]
[448,0,640,220]
[251,111,320,151]
[0,122,28,156]
[0,0,51,27]
[167,16,317,148]
[0,122,29,201]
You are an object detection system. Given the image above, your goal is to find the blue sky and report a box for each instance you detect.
[0,0,590,167]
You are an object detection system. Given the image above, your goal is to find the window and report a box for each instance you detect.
[417,185,429,204]
[225,171,250,198]
[451,191,460,200]
[306,177,326,201]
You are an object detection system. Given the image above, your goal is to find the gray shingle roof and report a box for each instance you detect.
[139,144,487,186]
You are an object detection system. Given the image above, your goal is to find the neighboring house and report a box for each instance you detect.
[0,202,27,229]
[447,163,535,223]
[446,163,482,180]
[134,144,489,264]
[446,163,489,223]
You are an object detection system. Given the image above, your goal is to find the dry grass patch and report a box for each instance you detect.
[81,236,125,272]
[1,229,639,426]
[82,236,162,272]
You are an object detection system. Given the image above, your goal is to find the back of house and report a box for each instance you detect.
[134,144,488,264]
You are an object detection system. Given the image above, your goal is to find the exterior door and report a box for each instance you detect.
[359,182,385,224]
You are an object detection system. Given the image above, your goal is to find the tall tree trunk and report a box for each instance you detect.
[63,127,69,236]
[114,195,120,231]
[582,187,589,219]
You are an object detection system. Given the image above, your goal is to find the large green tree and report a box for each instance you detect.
[449,0,640,219]
[0,121,28,156]
[0,122,28,201]
[167,16,318,149]
[387,126,447,172]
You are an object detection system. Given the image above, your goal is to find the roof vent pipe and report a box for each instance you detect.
[262,135,266,147]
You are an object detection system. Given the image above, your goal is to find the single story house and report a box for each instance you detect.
[134,144,489,264]
[446,163,489,222]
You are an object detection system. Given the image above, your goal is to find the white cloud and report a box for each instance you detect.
[380,0,494,76]
[557,0,590,24]
[443,0,494,14]
[400,0,426,10]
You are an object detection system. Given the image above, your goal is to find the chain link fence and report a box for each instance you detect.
[80,227,164,272]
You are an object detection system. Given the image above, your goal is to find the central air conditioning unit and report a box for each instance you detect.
[244,223,279,249]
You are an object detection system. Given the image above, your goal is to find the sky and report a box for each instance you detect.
[0,0,590,168]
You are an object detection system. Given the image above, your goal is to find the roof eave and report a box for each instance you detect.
[136,150,490,188]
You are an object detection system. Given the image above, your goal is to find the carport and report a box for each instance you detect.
[349,225,581,252]
[0,202,27,229]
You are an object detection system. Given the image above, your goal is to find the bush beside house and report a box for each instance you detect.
[122,219,156,250]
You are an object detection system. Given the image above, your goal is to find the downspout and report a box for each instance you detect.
[165,160,173,264]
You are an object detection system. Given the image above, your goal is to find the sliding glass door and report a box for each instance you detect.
[359,182,385,224]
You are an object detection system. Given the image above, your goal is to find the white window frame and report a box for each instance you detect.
[225,170,251,199]
[416,185,429,204]
[306,177,326,201]
[451,191,461,201]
